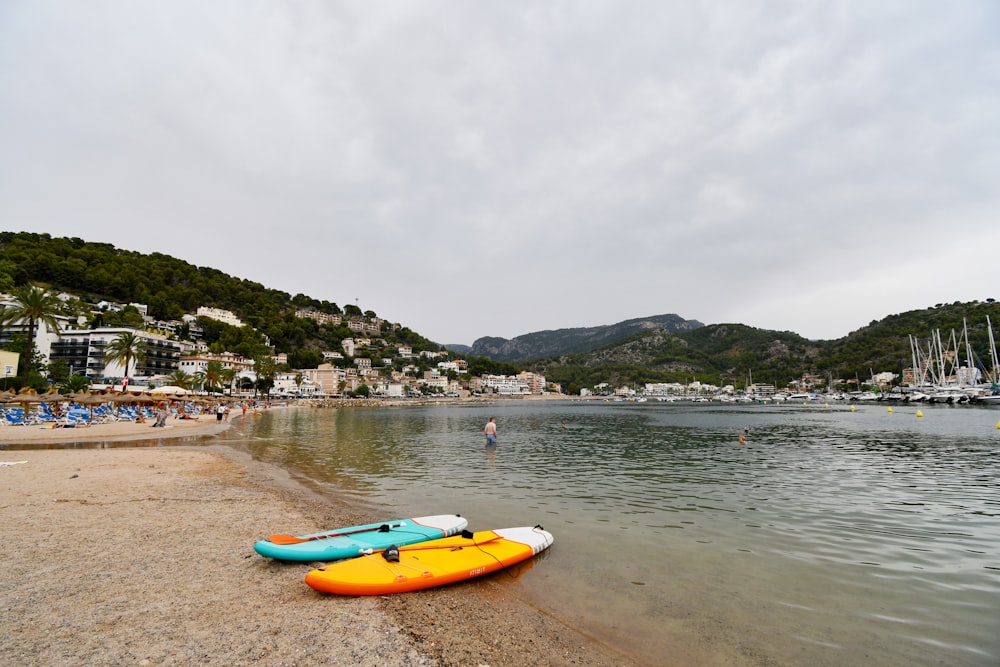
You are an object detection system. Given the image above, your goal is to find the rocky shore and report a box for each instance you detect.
[0,414,636,666]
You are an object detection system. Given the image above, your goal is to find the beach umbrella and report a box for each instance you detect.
[15,387,45,402]
[68,390,110,408]
[39,387,65,414]
[68,390,112,420]
[113,390,148,404]
[109,391,156,422]
[150,385,189,397]
[0,388,16,404]
[41,386,63,401]
[14,387,47,419]
[131,391,157,404]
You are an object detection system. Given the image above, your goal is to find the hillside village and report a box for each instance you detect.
[0,291,552,398]
[6,288,998,404]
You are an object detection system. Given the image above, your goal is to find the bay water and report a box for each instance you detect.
[227,400,1000,666]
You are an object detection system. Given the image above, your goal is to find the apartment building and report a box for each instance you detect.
[48,327,183,380]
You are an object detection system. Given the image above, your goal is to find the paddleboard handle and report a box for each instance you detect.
[383,545,400,562]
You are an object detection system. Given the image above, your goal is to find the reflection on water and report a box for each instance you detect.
[231,401,1000,666]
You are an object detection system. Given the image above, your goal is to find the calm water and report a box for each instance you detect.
[226,400,1000,666]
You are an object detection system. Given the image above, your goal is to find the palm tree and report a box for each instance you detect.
[60,373,91,394]
[0,284,64,385]
[253,355,277,397]
[221,367,237,395]
[165,370,193,390]
[202,360,224,393]
[102,331,146,390]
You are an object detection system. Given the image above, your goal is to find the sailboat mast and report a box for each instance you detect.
[988,315,1000,385]
[963,318,974,385]
[909,334,919,387]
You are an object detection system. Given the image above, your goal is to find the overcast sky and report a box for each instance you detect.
[2,2,998,345]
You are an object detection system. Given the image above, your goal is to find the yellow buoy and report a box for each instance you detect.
[916,410,923,418]
[850,405,856,412]
[825,403,830,408]
[996,420,1000,430]
[887,407,893,413]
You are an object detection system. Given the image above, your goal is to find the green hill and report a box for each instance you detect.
[0,231,441,364]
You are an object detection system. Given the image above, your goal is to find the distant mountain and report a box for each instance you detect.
[530,300,1000,391]
[469,314,704,363]
[443,344,472,354]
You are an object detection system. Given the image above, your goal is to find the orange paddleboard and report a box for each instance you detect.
[304,526,553,595]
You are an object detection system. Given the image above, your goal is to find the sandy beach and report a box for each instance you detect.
[0,415,636,666]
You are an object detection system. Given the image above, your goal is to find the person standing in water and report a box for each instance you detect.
[484,417,498,446]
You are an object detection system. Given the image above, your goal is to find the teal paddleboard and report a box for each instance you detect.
[253,514,467,562]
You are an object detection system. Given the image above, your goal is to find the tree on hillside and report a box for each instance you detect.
[0,259,22,291]
[0,284,64,385]
[102,305,145,329]
[103,331,146,389]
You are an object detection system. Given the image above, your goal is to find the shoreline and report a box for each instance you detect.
[0,414,235,448]
[0,411,637,666]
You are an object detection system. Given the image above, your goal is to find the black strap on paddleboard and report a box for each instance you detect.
[382,545,400,562]
[378,524,391,532]
[461,529,474,539]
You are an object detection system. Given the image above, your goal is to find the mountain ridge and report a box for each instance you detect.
[464,314,704,363]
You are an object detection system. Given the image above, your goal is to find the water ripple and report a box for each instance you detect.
[236,401,1000,666]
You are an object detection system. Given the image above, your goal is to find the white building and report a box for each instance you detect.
[47,327,182,381]
[644,382,687,396]
[272,372,324,397]
[196,306,243,328]
[479,374,530,395]
[374,382,406,398]
[178,352,254,375]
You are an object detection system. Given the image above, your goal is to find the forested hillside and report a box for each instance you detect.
[0,231,441,363]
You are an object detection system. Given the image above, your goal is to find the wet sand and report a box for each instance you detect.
[0,415,637,666]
